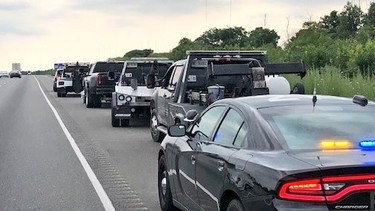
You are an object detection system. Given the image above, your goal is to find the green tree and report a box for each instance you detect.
[247,27,280,48]
[336,2,363,39]
[195,27,248,48]
[363,2,375,26]
[169,38,202,61]
[285,24,333,68]
[123,49,154,59]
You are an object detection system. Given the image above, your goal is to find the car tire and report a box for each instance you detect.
[121,119,129,127]
[291,82,305,94]
[158,155,176,211]
[226,199,244,211]
[53,85,57,92]
[111,108,120,127]
[57,92,61,97]
[151,110,165,142]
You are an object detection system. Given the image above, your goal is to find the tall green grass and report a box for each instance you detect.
[285,66,375,100]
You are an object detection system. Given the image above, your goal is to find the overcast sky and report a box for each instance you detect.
[0,0,367,70]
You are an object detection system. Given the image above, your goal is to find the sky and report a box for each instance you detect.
[0,0,369,71]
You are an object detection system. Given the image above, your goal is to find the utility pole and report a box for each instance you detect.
[229,0,232,26]
[205,0,208,31]
[264,13,267,27]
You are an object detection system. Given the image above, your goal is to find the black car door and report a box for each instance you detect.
[195,108,248,211]
[176,105,227,209]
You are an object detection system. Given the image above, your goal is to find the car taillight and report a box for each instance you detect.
[96,75,103,85]
[54,76,60,81]
[278,174,375,202]
[278,179,325,202]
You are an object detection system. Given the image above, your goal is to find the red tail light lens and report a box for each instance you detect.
[278,179,325,202]
[96,75,102,85]
[278,174,375,202]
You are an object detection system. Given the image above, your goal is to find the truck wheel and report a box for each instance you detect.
[94,96,102,108]
[151,111,165,142]
[86,91,95,108]
[291,83,305,94]
[121,119,129,127]
[82,92,86,104]
[111,108,120,127]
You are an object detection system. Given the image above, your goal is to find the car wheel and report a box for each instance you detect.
[57,92,61,97]
[111,108,120,127]
[226,199,244,211]
[53,85,57,92]
[151,111,165,142]
[158,155,176,211]
[121,119,129,127]
[291,82,305,94]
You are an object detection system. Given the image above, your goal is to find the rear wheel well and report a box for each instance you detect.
[220,190,241,211]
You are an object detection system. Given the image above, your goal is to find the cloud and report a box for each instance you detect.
[0,1,31,11]
[69,0,230,16]
[0,22,44,36]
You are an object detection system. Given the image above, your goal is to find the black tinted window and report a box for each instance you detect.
[191,106,226,142]
[93,62,124,73]
[123,63,171,85]
[214,109,244,146]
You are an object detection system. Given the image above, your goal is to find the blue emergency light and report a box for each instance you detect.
[359,140,375,150]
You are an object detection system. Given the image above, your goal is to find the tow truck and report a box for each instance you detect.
[55,62,90,97]
[147,50,306,142]
[111,58,173,127]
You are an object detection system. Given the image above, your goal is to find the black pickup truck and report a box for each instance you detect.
[147,50,306,142]
[83,61,124,108]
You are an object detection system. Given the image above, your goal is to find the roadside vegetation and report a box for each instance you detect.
[112,2,375,100]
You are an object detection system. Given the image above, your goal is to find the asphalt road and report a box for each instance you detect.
[0,76,161,210]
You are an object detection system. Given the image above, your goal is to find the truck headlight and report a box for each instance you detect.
[125,96,132,102]
[118,94,125,101]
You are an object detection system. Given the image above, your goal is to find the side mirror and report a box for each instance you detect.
[184,110,198,122]
[108,71,115,80]
[168,125,186,137]
[146,74,155,89]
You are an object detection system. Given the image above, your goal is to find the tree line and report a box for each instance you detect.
[116,2,375,77]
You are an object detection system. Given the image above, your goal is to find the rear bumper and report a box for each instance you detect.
[112,104,150,119]
[92,86,114,96]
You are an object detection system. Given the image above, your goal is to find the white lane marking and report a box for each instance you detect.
[34,76,116,211]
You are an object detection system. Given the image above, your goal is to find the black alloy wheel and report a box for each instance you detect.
[158,155,176,211]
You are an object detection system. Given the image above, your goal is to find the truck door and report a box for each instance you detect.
[164,65,184,125]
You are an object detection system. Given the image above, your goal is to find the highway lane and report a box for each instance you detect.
[36,75,161,210]
[0,76,105,210]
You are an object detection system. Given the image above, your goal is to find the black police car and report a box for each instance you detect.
[158,94,375,211]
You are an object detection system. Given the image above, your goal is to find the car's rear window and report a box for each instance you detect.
[259,104,375,150]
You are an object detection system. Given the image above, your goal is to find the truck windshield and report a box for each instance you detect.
[122,63,170,85]
[93,63,124,73]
